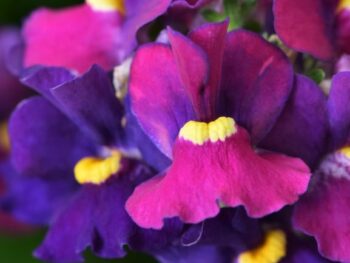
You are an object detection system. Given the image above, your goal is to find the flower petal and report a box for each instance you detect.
[168,28,209,120]
[260,74,328,168]
[328,72,350,149]
[23,4,122,73]
[20,66,75,107]
[126,126,310,229]
[129,43,196,158]
[9,96,94,178]
[35,176,136,262]
[51,65,124,146]
[121,0,172,56]
[336,9,350,54]
[124,96,172,171]
[273,0,336,60]
[220,30,294,143]
[189,21,228,119]
[0,161,77,225]
[35,162,178,262]
[293,177,350,262]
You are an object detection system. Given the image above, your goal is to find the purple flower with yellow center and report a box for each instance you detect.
[23,0,172,74]
[125,21,314,229]
[292,72,350,262]
[6,65,173,261]
[273,0,350,60]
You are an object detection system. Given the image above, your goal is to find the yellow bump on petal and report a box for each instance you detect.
[238,230,287,263]
[86,0,125,13]
[339,146,350,158]
[337,0,350,12]
[74,150,122,185]
[0,122,10,152]
[179,121,209,145]
[179,117,236,145]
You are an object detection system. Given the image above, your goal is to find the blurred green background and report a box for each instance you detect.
[0,0,158,262]
[0,229,157,262]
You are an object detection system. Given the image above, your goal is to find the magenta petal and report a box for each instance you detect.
[129,43,195,158]
[189,21,228,119]
[336,9,350,54]
[220,30,293,143]
[126,127,310,229]
[260,74,328,168]
[328,72,350,149]
[23,4,122,73]
[168,28,209,120]
[293,177,350,262]
[273,0,336,60]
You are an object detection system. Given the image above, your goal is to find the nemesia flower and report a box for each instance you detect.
[23,0,172,73]
[7,65,142,260]
[5,64,268,263]
[3,0,350,262]
[293,72,350,262]
[273,0,350,60]
[125,21,312,229]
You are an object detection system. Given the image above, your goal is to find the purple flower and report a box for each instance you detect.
[292,72,350,262]
[7,65,150,261]
[124,21,322,229]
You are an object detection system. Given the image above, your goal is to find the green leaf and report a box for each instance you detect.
[306,68,326,84]
[201,9,226,22]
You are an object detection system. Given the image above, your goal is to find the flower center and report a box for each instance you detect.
[74,150,122,185]
[337,0,350,12]
[179,117,237,145]
[86,0,125,13]
[237,230,287,263]
[317,146,350,180]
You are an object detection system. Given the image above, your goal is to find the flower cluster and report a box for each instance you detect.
[1,0,350,262]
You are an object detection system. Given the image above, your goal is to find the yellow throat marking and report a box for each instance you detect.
[238,230,287,263]
[86,0,125,13]
[339,146,350,158]
[337,0,350,12]
[179,117,236,145]
[74,150,122,185]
